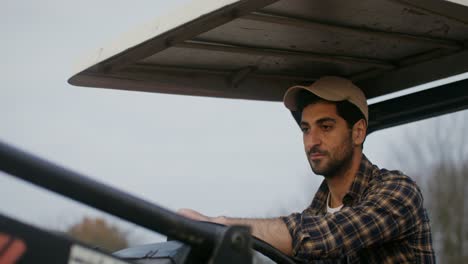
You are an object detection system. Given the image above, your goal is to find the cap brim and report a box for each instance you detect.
[283,86,309,111]
[283,85,347,111]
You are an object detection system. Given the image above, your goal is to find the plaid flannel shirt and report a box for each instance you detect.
[282,155,435,263]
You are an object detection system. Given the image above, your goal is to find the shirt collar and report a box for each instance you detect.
[344,154,375,205]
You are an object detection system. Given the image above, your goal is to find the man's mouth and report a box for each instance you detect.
[309,152,326,160]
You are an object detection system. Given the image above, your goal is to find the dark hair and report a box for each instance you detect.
[296,90,365,129]
[296,90,367,146]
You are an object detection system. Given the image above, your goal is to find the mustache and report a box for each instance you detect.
[307,146,327,156]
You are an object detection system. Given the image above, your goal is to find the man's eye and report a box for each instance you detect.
[322,125,332,131]
[301,127,309,133]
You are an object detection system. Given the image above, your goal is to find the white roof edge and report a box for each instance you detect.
[72,0,241,77]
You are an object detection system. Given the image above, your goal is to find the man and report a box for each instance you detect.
[179,76,435,263]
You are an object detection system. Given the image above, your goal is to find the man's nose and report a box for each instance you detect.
[304,130,321,151]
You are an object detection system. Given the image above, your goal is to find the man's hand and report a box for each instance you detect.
[177,208,293,256]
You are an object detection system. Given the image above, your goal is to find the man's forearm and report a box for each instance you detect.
[215,216,293,256]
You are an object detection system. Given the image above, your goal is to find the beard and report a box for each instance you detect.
[307,133,354,178]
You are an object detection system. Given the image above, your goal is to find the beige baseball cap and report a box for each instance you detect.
[283,76,368,123]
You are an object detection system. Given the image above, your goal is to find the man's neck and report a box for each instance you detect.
[326,151,362,208]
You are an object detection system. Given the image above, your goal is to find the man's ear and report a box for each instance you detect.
[352,119,367,146]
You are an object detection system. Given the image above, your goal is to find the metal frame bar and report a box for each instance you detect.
[178,39,395,69]
[243,11,462,50]
[357,49,468,98]
[0,141,220,251]
[367,77,468,133]
[290,78,468,133]
[0,139,297,263]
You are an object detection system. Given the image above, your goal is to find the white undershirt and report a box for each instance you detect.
[326,193,344,213]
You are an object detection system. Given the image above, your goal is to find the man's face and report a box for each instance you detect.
[300,101,354,178]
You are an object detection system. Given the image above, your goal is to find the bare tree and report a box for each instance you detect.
[391,111,468,263]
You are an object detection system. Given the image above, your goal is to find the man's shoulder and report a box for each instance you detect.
[366,166,424,206]
[372,167,418,186]
[353,156,422,204]
[375,167,413,181]
[360,155,414,183]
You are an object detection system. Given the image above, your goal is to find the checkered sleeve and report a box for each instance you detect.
[281,173,425,261]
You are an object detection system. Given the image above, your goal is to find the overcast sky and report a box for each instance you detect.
[1,0,467,245]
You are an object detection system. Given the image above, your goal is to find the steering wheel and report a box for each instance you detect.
[251,234,298,264]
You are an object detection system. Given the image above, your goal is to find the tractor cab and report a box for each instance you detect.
[2,0,468,263]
